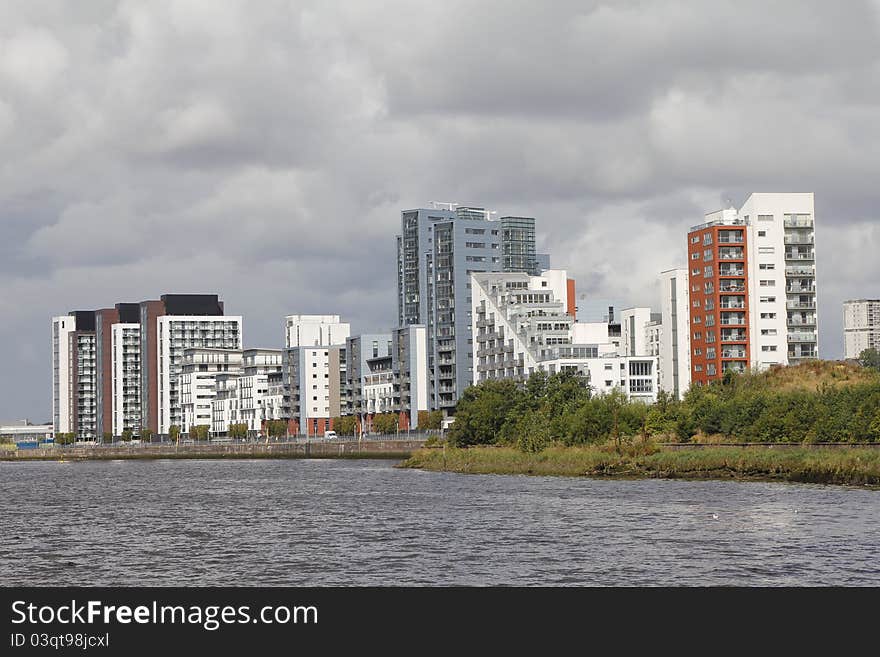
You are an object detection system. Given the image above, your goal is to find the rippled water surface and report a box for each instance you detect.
[1,459,878,586]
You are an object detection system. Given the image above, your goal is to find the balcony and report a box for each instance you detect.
[718,283,745,293]
[718,267,745,277]
[788,333,817,343]
[783,235,814,245]
[719,300,745,309]
[718,248,744,260]
[785,266,814,277]
[720,331,747,342]
[721,349,747,358]
[785,252,814,261]
[784,216,814,228]
[787,317,816,327]
[786,300,816,310]
[786,285,815,294]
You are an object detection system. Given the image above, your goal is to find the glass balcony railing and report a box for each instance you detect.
[787,333,817,343]
[721,331,748,342]
[719,268,745,276]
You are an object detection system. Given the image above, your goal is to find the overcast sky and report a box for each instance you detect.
[2,1,879,421]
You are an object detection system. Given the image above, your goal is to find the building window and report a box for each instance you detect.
[760,280,776,287]
[758,230,767,237]
[758,214,774,222]
[762,345,778,352]
[761,329,778,336]
[760,296,776,303]
[759,263,775,270]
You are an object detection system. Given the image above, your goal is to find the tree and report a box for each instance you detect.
[55,432,74,446]
[121,428,133,442]
[448,379,525,447]
[228,423,248,439]
[191,425,210,441]
[372,413,399,435]
[417,410,443,431]
[141,428,153,443]
[332,416,357,436]
[169,425,181,444]
[267,419,288,440]
[858,348,880,371]
[102,432,113,444]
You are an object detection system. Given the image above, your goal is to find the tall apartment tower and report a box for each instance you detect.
[659,268,691,398]
[396,203,541,413]
[843,299,880,359]
[139,294,241,436]
[95,303,140,438]
[741,193,818,366]
[282,315,350,436]
[51,311,97,439]
[688,193,818,385]
[687,208,750,385]
[111,321,141,436]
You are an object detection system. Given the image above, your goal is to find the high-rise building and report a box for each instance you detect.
[741,193,818,366]
[844,299,880,359]
[95,303,140,438]
[138,294,241,436]
[391,325,430,430]
[396,203,544,414]
[282,315,349,436]
[111,322,141,437]
[51,311,97,439]
[659,268,691,398]
[687,193,818,385]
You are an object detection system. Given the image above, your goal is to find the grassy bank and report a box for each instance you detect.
[400,445,880,487]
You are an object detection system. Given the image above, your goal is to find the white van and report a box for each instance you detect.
[323,430,337,440]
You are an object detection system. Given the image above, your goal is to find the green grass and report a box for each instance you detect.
[400,445,880,487]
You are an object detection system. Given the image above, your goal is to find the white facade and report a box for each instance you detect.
[471,270,658,402]
[209,349,284,436]
[740,193,818,367]
[620,307,654,357]
[111,323,141,436]
[844,299,880,359]
[659,268,691,398]
[179,348,243,434]
[285,314,350,348]
[393,324,429,429]
[157,316,242,435]
[51,315,77,434]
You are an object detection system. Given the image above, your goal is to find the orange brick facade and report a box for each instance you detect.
[687,224,750,385]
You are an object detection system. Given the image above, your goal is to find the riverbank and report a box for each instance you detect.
[0,439,425,462]
[399,445,880,487]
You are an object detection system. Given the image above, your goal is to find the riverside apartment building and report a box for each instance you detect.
[687,193,818,385]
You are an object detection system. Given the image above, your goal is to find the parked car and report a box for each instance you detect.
[323,430,337,440]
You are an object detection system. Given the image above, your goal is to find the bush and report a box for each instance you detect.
[418,410,443,431]
[332,416,358,436]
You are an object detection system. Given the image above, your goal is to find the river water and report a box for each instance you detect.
[1,459,878,586]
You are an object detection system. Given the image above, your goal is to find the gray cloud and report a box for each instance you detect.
[1,0,879,420]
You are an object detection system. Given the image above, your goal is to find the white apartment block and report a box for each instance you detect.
[283,315,350,436]
[210,349,284,436]
[659,268,691,398]
[285,314,351,348]
[179,348,243,434]
[740,192,818,367]
[111,323,141,436]
[52,315,78,435]
[844,299,880,359]
[51,312,97,439]
[157,316,242,435]
[471,270,658,402]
